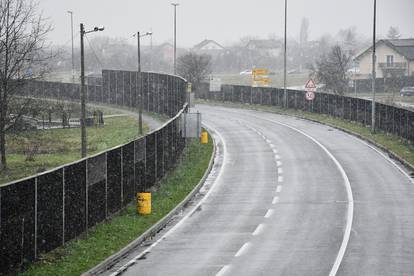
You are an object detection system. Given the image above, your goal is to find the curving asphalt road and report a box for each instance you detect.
[107,104,414,276]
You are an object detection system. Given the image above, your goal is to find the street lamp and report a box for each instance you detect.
[80,23,104,158]
[283,0,288,108]
[171,3,179,75]
[67,11,74,83]
[133,31,152,135]
[371,0,377,133]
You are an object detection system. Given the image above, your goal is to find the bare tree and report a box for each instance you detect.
[0,0,52,171]
[387,26,401,39]
[311,45,351,95]
[177,52,212,88]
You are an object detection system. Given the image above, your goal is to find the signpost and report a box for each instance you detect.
[252,68,271,87]
[304,78,316,101]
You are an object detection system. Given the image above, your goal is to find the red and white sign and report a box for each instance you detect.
[304,79,316,101]
[305,79,316,90]
[305,91,315,101]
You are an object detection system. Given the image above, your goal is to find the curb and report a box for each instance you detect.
[296,116,414,173]
[82,129,217,276]
[198,100,414,174]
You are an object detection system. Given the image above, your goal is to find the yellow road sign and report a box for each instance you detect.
[254,77,271,83]
[253,68,269,76]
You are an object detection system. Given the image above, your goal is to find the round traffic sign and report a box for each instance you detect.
[305,91,315,101]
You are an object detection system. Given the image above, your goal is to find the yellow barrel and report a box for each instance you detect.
[137,192,151,215]
[201,131,208,144]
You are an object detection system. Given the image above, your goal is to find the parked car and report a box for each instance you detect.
[400,87,414,96]
[239,70,252,75]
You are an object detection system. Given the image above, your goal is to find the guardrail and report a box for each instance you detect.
[195,83,414,144]
[0,70,187,273]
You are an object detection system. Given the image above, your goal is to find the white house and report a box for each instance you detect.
[354,39,414,79]
[192,39,226,53]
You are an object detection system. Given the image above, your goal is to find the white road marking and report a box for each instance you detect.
[276,161,282,167]
[266,139,272,144]
[276,185,283,193]
[216,265,231,276]
[252,224,265,236]
[264,209,274,218]
[235,242,251,257]
[272,196,279,204]
[349,134,414,184]
[272,149,278,154]
[269,143,275,148]
[109,123,227,276]
[274,154,280,159]
[278,176,284,182]
[248,115,353,276]
[278,167,283,174]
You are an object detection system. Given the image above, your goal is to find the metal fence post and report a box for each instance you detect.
[62,167,65,245]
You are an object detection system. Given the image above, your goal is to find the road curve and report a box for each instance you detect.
[111,104,414,276]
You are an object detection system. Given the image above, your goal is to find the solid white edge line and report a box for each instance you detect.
[255,116,353,276]
[109,122,228,276]
[348,134,414,184]
[235,242,251,257]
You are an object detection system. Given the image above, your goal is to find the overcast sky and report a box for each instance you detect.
[38,0,414,48]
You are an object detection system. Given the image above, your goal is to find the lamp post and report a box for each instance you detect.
[283,0,288,108]
[80,23,104,158]
[133,31,152,135]
[67,11,74,83]
[171,3,179,75]
[371,0,377,133]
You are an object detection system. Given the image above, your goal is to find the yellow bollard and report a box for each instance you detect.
[201,131,208,144]
[137,192,151,215]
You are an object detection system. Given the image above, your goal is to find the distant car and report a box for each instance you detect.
[400,87,414,96]
[239,70,252,75]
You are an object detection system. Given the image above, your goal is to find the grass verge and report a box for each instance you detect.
[1,116,149,185]
[21,136,214,276]
[197,99,414,168]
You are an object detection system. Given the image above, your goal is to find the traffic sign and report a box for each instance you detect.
[305,91,315,101]
[253,68,269,76]
[305,79,316,89]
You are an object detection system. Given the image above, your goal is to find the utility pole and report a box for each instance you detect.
[283,0,288,108]
[371,0,377,133]
[137,31,143,135]
[80,23,87,157]
[172,3,179,75]
[80,24,104,157]
[68,11,75,83]
[150,30,153,71]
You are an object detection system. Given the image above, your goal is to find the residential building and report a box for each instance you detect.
[192,39,226,55]
[354,39,414,79]
[245,39,282,57]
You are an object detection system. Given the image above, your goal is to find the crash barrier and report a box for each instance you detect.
[195,83,414,144]
[0,70,187,273]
